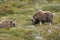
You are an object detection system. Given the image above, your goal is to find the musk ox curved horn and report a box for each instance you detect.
[31,17,35,21]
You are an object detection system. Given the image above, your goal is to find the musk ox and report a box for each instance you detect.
[0,20,15,28]
[31,10,53,25]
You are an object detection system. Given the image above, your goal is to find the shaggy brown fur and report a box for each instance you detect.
[31,10,53,25]
[0,20,15,28]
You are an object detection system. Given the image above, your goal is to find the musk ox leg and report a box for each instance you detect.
[48,20,52,26]
[39,19,42,25]
[49,23,52,26]
[40,22,42,25]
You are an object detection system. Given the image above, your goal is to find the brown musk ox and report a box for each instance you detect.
[0,20,15,28]
[31,10,53,25]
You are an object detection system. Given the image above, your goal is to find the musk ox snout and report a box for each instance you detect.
[0,20,16,28]
[31,19,36,25]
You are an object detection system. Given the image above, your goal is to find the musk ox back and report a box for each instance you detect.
[31,10,53,25]
[0,20,15,28]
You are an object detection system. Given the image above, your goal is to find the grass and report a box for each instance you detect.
[0,27,35,40]
[0,10,60,40]
[0,1,60,40]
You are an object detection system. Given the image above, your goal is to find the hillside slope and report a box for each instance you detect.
[0,0,60,40]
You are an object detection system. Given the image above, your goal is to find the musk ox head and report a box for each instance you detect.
[0,20,16,28]
[31,18,39,25]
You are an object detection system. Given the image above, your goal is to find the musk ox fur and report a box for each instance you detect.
[0,20,15,28]
[31,10,53,25]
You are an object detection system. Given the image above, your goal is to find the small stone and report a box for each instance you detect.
[48,29,52,33]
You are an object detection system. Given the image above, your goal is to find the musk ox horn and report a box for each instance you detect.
[31,17,35,21]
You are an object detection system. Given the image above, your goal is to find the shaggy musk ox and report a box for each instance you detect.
[31,10,53,25]
[0,20,15,28]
